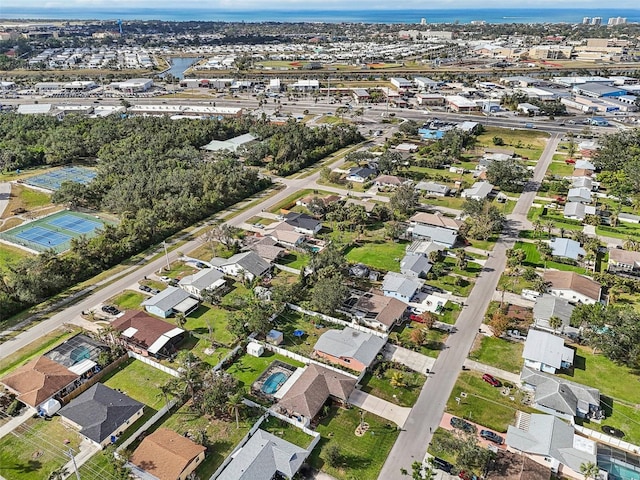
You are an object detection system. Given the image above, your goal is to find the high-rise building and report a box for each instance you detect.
[420,18,427,25]
[591,17,602,25]
[582,17,591,25]
[607,17,627,25]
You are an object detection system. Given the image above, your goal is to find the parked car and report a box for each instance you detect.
[458,470,477,480]
[409,313,424,322]
[431,457,453,473]
[450,416,477,434]
[160,276,171,282]
[139,285,151,292]
[480,429,504,445]
[101,305,120,315]
[195,262,209,269]
[482,374,501,387]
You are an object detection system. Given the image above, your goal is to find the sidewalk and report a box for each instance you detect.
[0,408,32,440]
[348,389,411,427]
[462,359,521,385]
[61,437,99,480]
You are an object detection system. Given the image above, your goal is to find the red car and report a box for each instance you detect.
[565,158,576,164]
[482,373,501,387]
[409,314,424,322]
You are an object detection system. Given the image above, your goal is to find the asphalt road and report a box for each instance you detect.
[377,134,559,478]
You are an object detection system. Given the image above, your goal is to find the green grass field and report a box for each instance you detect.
[260,416,315,449]
[475,127,549,160]
[225,351,304,389]
[102,358,172,409]
[390,323,448,358]
[360,367,426,407]
[278,251,310,270]
[109,291,147,310]
[513,240,587,274]
[468,336,524,374]
[184,305,236,346]
[309,406,399,480]
[345,240,408,272]
[0,243,31,271]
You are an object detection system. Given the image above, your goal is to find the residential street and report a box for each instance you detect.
[377,134,560,478]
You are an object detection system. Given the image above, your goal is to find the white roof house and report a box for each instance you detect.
[533,295,577,334]
[201,133,257,152]
[178,268,226,299]
[522,330,574,374]
[408,224,458,247]
[382,272,424,302]
[567,187,592,204]
[461,181,493,200]
[549,238,585,261]
[563,202,596,220]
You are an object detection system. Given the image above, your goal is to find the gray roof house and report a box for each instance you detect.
[520,367,601,421]
[506,414,597,476]
[382,271,424,302]
[567,187,592,204]
[58,383,144,447]
[522,330,574,374]
[346,166,377,183]
[571,176,593,190]
[461,181,493,200]
[201,133,257,153]
[574,159,596,171]
[400,253,432,278]
[216,428,309,480]
[549,238,585,261]
[141,286,199,318]
[210,251,271,282]
[313,327,386,372]
[408,224,458,247]
[284,212,322,236]
[563,202,596,221]
[533,295,577,334]
[178,268,225,299]
[414,181,450,196]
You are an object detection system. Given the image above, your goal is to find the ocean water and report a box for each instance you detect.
[2,8,640,24]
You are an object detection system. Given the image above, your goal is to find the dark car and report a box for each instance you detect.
[139,285,151,292]
[431,457,453,473]
[480,429,504,444]
[482,374,501,387]
[450,416,477,434]
[195,262,209,269]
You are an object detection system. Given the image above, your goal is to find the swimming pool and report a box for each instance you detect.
[261,372,289,395]
[607,462,640,480]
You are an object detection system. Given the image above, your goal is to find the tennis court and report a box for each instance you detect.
[25,166,97,191]
[0,211,111,253]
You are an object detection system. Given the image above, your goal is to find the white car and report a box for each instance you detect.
[160,276,171,282]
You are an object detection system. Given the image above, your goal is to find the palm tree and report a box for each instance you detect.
[549,316,563,332]
[226,390,245,429]
[390,372,406,388]
[532,219,543,239]
[543,220,555,239]
[580,461,600,480]
[174,312,186,328]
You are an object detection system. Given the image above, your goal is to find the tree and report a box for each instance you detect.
[506,248,526,269]
[165,351,203,400]
[489,311,510,337]
[390,371,406,388]
[536,241,553,262]
[580,462,600,480]
[174,312,186,328]
[492,136,505,146]
[419,312,437,329]
[196,372,240,417]
[226,388,245,429]
[311,274,348,315]
[389,184,418,219]
[48,467,69,480]
[378,150,404,175]
[325,444,342,467]
[549,315,563,332]
[462,199,505,240]
[410,328,426,346]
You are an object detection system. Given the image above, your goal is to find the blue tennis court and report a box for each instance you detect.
[25,166,97,191]
[14,226,71,248]
[48,214,102,234]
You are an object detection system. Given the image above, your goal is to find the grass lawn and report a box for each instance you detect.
[309,406,399,480]
[161,260,197,280]
[475,127,549,160]
[220,282,253,308]
[467,237,497,252]
[225,350,305,389]
[390,322,448,358]
[0,325,81,376]
[246,215,277,226]
[183,305,236,346]
[78,449,122,479]
[268,189,333,214]
[443,258,483,278]
[260,416,315,449]
[513,241,587,274]
[0,417,81,480]
[468,336,524,374]
[596,223,640,240]
[439,303,462,325]
[428,275,474,297]
[546,161,574,176]
[421,195,468,211]
[428,428,458,465]
[0,243,31,271]
[102,358,172,409]
[272,309,341,358]
[359,367,426,407]
[594,399,640,446]
[109,290,147,310]
[277,251,310,270]
[498,272,537,295]
[345,240,408,272]
[191,339,231,367]
[447,372,536,433]
[1,184,50,219]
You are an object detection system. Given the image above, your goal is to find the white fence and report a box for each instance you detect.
[287,303,388,339]
[575,425,640,454]
[117,398,178,452]
[127,351,180,377]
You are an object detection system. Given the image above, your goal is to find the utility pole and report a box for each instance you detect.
[65,448,81,480]
[163,241,170,271]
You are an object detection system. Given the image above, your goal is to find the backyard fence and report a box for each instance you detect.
[575,424,640,455]
[287,304,388,339]
[127,351,179,377]
[58,354,129,405]
[212,345,243,372]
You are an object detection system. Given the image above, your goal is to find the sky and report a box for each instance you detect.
[4,0,640,10]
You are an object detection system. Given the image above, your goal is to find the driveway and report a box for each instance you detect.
[0,408,32,441]
[439,412,507,450]
[383,344,435,373]
[462,360,522,385]
[348,389,411,428]
[0,182,10,217]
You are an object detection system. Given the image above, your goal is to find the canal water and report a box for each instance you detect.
[161,57,201,80]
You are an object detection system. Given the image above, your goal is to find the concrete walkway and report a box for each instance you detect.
[61,437,99,480]
[491,291,535,308]
[0,408,32,440]
[0,182,10,217]
[462,359,522,385]
[348,389,411,428]
[383,344,435,373]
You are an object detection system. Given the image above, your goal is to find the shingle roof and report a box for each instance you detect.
[410,224,458,246]
[278,363,356,419]
[533,295,575,326]
[409,212,462,231]
[213,251,271,278]
[284,212,321,232]
[112,310,184,352]
[609,248,640,267]
[178,268,224,291]
[130,428,206,480]
[313,327,386,368]
[400,253,432,276]
[217,429,308,480]
[549,238,585,260]
[463,181,493,199]
[58,384,143,444]
[543,271,601,302]
[141,286,193,312]
[1,357,78,407]
[354,292,408,328]
[414,181,450,195]
[382,272,423,299]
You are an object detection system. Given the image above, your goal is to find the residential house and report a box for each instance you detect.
[129,428,206,480]
[246,236,286,263]
[352,292,408,331]
[400,253,432,278]
[567,187,592,204]
[216,429,309,480]
[608,248,640,276]
[141,286,199,318]
[533,295,577,334]
[374,175,407,188]
[269,228,306,248]
[522,330,575,374]
[44,334,108,378]
[210,251,271,282]
[543,271,601,304]
[485,450,551,480]
[111,310,186,358]
[408,224,458,247]
[575,159,596,171]
[409,212,463,231]
[563,202,596,221]
[58,383,144,448]
[549,238,585,261]
[382,271,424,302]
[414,181,450,197]
[571,176,594,190]
[296,194,341,209]
[395,143,419,153]
[506,414,597,477]
[283,212,322,236]
[313,326,386,372]
[405,240,445,257]
[346,166,377,183]
[277,363,356,424]
[461,181,494,200]
[520,368,602,421]
[572,168,593,178]
[178,268,226,300]
[0,357,79,409]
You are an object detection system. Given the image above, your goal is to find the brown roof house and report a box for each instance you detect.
[608,248,640,276]
[130,428,206,480]
[1,356,79,409]
[111,310,185,358]
[543,271,601,305]
[313,326,386,373]
[352,292,408,332]
[277,363,356,425]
